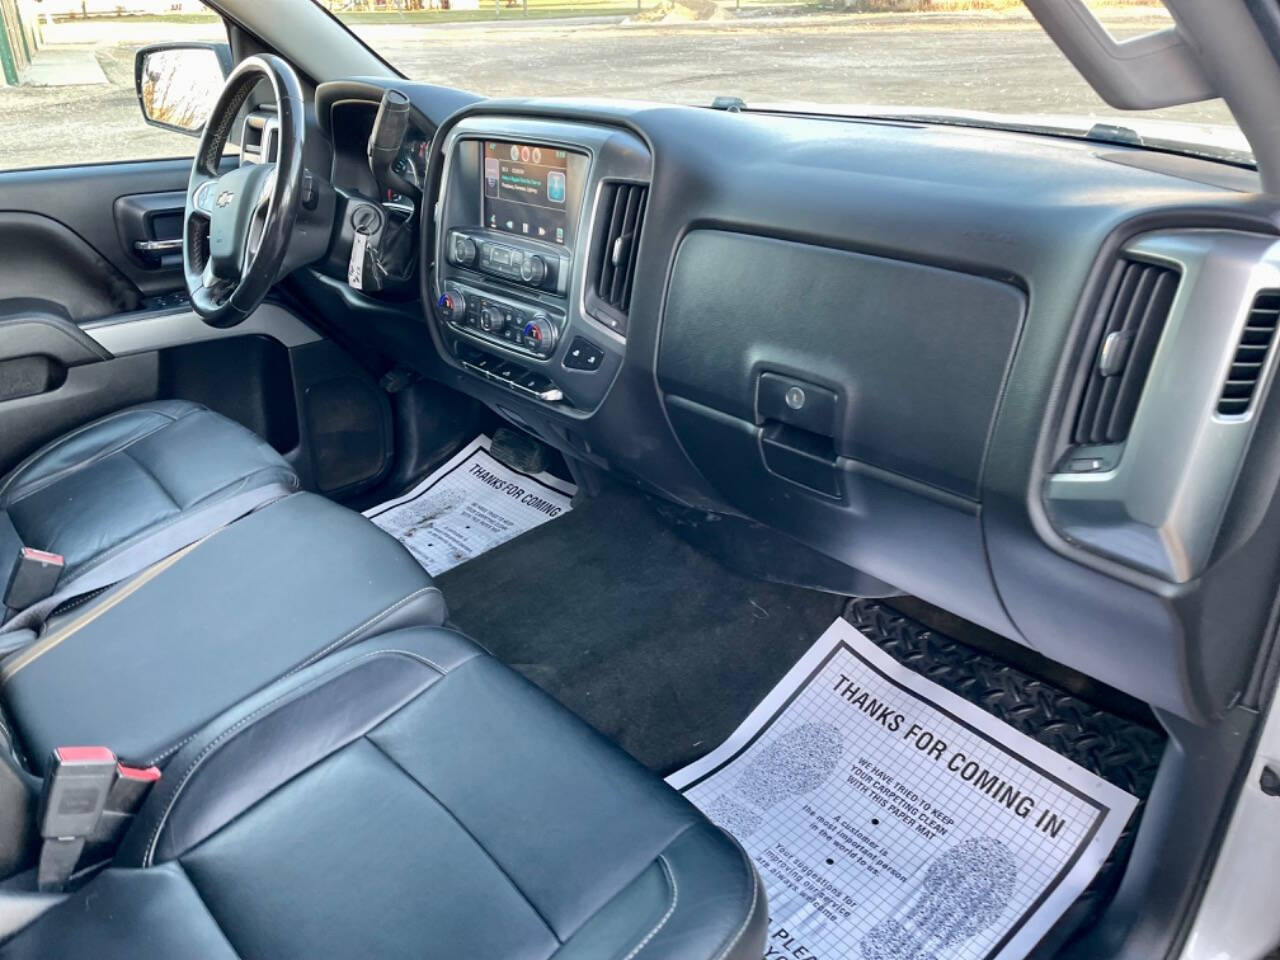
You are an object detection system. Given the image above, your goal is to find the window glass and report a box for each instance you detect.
[0,2,226,171]
[323,0,1246,164]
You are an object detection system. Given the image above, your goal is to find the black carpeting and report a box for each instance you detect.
[436,486,847,775]
[438,487,1164,952]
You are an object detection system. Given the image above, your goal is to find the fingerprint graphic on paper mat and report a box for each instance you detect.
[705,722,845,838]
[860,837,1017,960]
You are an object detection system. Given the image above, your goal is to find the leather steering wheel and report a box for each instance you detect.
[184,55,305,328]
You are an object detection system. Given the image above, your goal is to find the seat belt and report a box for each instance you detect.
[2,548,63,617]
[0,481,294,636]
[35,746,161,892]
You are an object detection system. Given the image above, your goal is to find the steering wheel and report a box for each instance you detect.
[184,55,305,328]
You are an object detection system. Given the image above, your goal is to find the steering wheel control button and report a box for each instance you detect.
[193,181,216,214]
[563,338,605,371]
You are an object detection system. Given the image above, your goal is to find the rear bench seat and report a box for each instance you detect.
[0,628,768,960]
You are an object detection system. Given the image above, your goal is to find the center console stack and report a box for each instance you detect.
[431,117,652,411]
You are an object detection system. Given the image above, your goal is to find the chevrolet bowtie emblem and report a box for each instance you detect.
[216,190,235,208]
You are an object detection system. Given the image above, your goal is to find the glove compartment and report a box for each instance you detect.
[656,229,1025,635]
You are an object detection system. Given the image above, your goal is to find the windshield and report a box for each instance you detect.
[318,0,1246,163]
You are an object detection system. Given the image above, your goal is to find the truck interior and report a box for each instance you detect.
[0,0,1278,957]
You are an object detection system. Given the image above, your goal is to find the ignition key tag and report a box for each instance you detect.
[348,232,368,290]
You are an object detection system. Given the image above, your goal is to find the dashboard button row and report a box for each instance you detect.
[455,345,564,403]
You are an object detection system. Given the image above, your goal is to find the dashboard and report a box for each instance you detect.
[300,79,1280,731]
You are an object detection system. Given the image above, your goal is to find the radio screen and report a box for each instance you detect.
[482,140,573,246]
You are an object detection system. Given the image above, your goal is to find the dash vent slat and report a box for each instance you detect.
[588,182,648,336]
[1073,259,1179,446]
[1217,291,1280,416]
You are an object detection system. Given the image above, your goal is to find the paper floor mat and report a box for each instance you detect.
[668,617,1137,960]
[364,435,575,576]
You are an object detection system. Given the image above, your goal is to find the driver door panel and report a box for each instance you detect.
[0,158,231,312]
[0,159,393,501]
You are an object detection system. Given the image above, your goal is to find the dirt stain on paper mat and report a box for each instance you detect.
[364,435,575,576]
[668,618,1137,960]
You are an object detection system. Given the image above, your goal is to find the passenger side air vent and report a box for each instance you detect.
[1217,291,1280,416]
[1073,258,1179,445]
[586,182,648,336]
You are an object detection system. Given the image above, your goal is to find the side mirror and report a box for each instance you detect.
[134,42,232,137]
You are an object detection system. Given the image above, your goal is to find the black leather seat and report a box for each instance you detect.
[0,400,297,617]
[0,627,766,960]
[1,491,446,777]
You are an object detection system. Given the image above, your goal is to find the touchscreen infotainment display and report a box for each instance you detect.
[482,140,575,246]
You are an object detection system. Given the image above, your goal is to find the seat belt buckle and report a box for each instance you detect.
[36,747,115,892]
[4,547,64,613]
[35,747,161,892]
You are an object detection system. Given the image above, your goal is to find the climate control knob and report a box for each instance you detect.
[520,254,547,286]
[522,314,557,354]
[437,288,465,322]
[479,306,505,334]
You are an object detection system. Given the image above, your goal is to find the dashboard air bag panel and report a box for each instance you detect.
[658,230,1025,499]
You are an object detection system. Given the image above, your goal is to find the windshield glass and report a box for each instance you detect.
[318,0,1246,163]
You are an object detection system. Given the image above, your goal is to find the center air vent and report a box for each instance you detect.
[586,182,648,336]
[1073,258,1179,446]
[1217,291,1280,416]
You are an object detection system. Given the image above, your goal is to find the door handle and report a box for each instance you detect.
[134,239,183,254]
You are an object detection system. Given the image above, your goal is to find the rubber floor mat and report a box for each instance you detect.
[844,599,1165,905]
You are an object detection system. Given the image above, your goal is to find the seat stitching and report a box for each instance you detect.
[44,504,217,594]
[282,585,447,679]
[50,468,289,586]
[619,855,679,960]
[183,464,301,511]
[122,446,181,508]
[169,860,246,959]
[0,405,191,501]
[141,646,466,866]
[141,638,462,769]
[0,404,203,502]
[1,416,180,506]
[362,734,563,944]
[709,828,762,960]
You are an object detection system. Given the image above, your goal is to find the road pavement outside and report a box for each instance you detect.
[0,9,1240,172]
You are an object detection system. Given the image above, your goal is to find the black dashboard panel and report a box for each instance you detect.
[302,85,1280,725]
[657,228,1025,638]
[659,230,1025,499]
